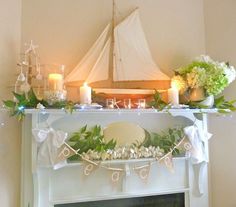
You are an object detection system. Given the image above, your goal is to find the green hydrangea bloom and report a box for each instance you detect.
[204,66,228,95]
[175,59,231,96]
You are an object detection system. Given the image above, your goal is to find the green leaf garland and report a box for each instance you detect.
[67,125,184,161]
[3,88,76,121]
[68,125,116,161]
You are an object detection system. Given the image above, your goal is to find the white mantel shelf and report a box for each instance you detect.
[36,156,187,171]
[24,108,219,114]
[21,107,212,207]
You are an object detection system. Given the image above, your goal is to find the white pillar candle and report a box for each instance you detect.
[168,82,179,106]
[48,73,63,91]
[80,82,92,104]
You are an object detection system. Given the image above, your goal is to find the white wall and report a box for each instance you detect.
[0,0,22,207]
[204,1,236,207]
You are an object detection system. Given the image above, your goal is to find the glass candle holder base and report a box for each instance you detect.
[44,90,67,105]
[137,99,146,109]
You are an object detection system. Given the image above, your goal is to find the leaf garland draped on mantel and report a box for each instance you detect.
[32,124,211,185]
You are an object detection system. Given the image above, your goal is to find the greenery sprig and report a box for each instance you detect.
[67,125,117,161]
[187,95,236,113]
[3,89,76,121]
[148,90,170,111]
[3,89,41,121]
[214,96,236,113]
[142,127,184,155]
[187,101,209,109]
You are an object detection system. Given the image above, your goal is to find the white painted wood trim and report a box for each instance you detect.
[24,108,219,114]
[21,110,210,207]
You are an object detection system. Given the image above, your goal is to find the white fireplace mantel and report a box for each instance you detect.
[21,108,213,207]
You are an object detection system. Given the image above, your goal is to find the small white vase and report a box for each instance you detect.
[199,95,214,108]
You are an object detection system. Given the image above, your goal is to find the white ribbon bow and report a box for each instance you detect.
[184,125,212,164]
[32,128,68,169]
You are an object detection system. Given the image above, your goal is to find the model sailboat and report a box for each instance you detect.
[65,6,170,95]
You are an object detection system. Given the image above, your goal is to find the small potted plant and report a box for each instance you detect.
[172,55,236,107]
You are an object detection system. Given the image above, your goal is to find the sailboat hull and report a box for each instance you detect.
[66,79,170,89]
[66,79,170,104]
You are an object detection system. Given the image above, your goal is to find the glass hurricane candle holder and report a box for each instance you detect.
[44,90,67,105]
[137,99,146,109]
[106,98,115,109]
[123,98,131,109]
[44,65,67,105]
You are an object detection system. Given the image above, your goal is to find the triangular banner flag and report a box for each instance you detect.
[183,138,192,151]
[134,163,151,182]
[55,142,77,164]
[107,167,124,186]
[83,158,100,176]
[177,137,192,151]
[159,153,174,173]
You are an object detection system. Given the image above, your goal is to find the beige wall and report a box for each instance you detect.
[204,0,236,207]
[0,0,22,207]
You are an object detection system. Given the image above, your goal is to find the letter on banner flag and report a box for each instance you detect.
[55,143,77,164]
[159,153,174,173]
[134,163,151,182]
[110,170,124,186]
[83,159,100,176]
[177,137,192,151]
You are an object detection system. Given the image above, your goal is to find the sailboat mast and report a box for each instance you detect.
[109,0,116,85]
[112,0,115,35]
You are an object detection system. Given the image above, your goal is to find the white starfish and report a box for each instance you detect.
[24,40,39,55]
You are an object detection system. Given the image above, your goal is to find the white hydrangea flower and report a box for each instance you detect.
[195,55,213,63]
[224,65,236,84]
[186,67,206,88]
[215,61,236,84]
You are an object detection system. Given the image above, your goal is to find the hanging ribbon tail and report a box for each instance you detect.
[134,163,151,182]
[206,132,212,141]
[55,142,77,164]
[193,161,207,196]
[184,125,208,164]
[82,158,100,176]
[197,124,212,142]
[159,153,174,173]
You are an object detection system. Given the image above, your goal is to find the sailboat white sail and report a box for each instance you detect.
[113,10,169,81]
[65,9,169,85]
[65,24,111,83]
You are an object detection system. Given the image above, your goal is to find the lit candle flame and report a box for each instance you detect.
[48,73,63,80]
[171,80,180,91]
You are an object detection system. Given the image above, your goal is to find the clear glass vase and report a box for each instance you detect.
[44,64,67,105]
